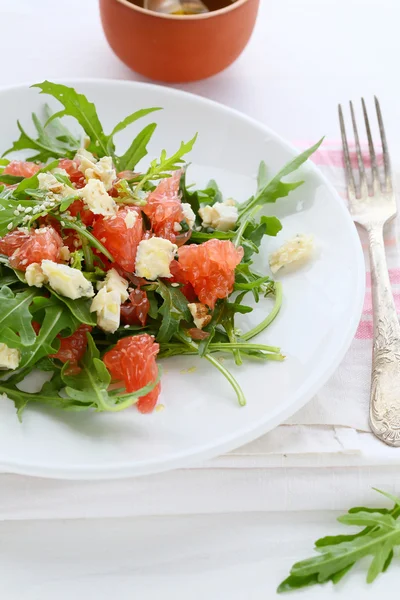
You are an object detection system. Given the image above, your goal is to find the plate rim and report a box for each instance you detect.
[0,78,365,479]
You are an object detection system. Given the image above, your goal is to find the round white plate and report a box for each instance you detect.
[0,80,364,479]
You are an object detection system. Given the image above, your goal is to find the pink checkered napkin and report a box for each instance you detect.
[286,140,400,432]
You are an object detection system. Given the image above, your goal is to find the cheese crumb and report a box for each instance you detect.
[269,234,314,274]
[38,173,74,198]
[135,237,178,280]
[25,262,48,288]
[41,260,94,299]
[181,203,196,229]
[0,343,20,370]
[60,246,71,262]
[78,179,117,217]
[124,210,138,229]
[97,268,129,303]
[90,287,121,333]
[77,151,116,191]
[198,201,238,232]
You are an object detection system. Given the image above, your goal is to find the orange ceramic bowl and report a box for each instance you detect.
[99,0,260,83]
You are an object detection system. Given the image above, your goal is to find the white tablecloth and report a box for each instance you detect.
[2,0,400,597]
[0,0,399,506]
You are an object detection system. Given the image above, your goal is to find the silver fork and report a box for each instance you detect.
[339,98,400,447]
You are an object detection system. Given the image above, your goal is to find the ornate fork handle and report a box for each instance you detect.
[369,225,400,446]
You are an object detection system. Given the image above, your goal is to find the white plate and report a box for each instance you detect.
[0,80,364,479]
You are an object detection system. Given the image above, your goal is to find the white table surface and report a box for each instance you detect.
[1,0,400,597]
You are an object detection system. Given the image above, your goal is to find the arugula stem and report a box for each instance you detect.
[210,342,282,354]
[241,282,283,341]
[81,237,94,272]
[204,353,246,406]
[54,217,115,262]
[233,205,261,247]
[224,319,242,366]
[175,333,246,406]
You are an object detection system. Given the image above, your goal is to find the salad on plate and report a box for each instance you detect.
[0,81,320,418]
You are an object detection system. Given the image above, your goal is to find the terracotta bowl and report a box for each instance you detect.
[99,0,260,83]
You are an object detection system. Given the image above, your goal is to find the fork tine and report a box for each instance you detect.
[350,101,369,198]
[375,96,392,193]
[338,104,356,199]
[361,98,380,194]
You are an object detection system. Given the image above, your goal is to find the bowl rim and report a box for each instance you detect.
[114,0,252,20]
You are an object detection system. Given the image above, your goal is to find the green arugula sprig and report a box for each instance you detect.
[0,81,324,416]
[278,489,400,593]
[0,334,161,419]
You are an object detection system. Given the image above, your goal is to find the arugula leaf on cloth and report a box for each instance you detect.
[278,489,400,593]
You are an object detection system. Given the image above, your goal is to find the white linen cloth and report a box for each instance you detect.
[0,0,400,519]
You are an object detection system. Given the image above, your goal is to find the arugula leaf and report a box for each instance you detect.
[238,215,282,261]
[135,135,197,194]
[179,169,223,216]
[278,489,400,593]
[238,139,324,220]
[2,299,77,369]
[42,103,81,151]
[33,81,109,157]
[116,123,158,173]
[0,266,19,287]
[0,174,23,185]
[3,120,64,162]
[32,83,160,171]
[46,288,96,326]
[256,160,268,192]
[156,281,191,343]
[0,286,39,345]
[0,195,37,236]
[2,104,80,162]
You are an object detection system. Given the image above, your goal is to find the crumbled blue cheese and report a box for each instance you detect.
[97,268,129,303]
[60,246,71,262]
[181,203,196,229]
[135,237,178,280]
[78,179,117,217]
[40,260,94,299]
[0,343,20,370]
[38,173,74,198]
[269,234,314,274]
[25,262,48,288]
[77,150,116,191]
[90,287,121,333]
[198,200,238,232]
